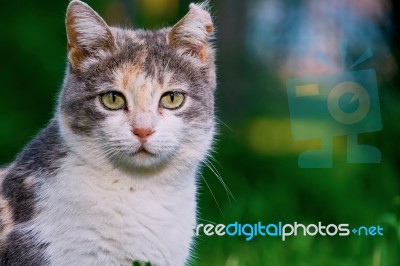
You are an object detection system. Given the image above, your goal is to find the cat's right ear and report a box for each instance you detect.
[168,3,214,63]
[66,0,115,70]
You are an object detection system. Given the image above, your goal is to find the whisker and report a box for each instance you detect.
[215,117,233,132]
[203,159,236,206]
[199,172,224,217]
[181,137,236,207]
[197,218,217,225]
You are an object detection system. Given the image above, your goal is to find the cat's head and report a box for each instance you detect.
[58,0,216,171]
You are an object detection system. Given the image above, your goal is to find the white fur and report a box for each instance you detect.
[29,153,199,266]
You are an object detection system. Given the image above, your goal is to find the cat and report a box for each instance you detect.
[0,0,216,265]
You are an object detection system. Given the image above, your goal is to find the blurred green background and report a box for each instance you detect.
[0,0,399,265]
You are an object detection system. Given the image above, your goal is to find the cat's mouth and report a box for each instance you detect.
[134,146,155,156]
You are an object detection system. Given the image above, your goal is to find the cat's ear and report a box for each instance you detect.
[168,2,214,63]
[66,0,115,70]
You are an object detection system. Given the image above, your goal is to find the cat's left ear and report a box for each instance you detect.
[168,2,214,63]
[66,0,115,70]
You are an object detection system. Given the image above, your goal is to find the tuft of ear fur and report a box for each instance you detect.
[168,2,214,63]
[66,0,115,70]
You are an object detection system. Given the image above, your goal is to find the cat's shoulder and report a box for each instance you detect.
[0,119,69,226]
[0,121,67,265]
[0,166,9,182]
[0,164,14,254]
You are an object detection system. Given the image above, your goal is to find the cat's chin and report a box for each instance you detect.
[134,147,155,156]
[108,149,172,173]
[131,149,159,165]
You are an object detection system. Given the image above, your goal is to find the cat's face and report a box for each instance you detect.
[59,1,216,170]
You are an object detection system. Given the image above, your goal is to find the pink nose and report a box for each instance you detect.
[132,127,154,140]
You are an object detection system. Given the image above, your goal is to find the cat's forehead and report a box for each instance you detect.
[83,28,191,82]
[112,27,174,68]
[113,27,169,47]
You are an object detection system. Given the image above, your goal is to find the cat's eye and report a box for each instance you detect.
[101,91,126,110]
[160,91,185,110]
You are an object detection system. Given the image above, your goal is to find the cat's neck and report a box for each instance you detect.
[35,145,197,265]
[59,148,198,193]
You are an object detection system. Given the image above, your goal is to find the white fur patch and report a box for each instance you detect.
[30,153,198,265]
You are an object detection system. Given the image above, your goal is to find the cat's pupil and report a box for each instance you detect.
[112,92,116,103]
[169,93,175,102]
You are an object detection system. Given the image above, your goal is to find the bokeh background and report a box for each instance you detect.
[0,0,399,265]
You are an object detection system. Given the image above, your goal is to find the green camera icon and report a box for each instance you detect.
[287,69,382,168]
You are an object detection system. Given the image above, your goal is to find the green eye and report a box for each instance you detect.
[160,91,185,110]
[101,91,126,110]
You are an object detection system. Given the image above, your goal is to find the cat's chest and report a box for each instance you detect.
[33,160,197,266]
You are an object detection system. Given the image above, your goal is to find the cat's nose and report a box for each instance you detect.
[132,127,154,141]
